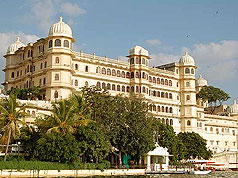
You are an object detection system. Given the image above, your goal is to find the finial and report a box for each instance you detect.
[234,99,237,104]
[59,17,63,22]
[16,36,20,42]
[199,74,202,78]
[185,51,188,55]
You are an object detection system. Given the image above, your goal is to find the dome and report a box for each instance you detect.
[48,17,73,38]
[229,100,238,114]
[179,51,195,66]
[129,45,149,56]
[6,37,25,55]
[196,75,208,87]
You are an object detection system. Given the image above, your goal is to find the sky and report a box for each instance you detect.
[0,0,237,104]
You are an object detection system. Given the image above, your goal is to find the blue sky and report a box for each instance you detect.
[0,0,237,104]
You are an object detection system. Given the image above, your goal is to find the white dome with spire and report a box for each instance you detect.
[230,100,238,114]
[179,51,195,66]
[48,17,73,38]
[196,75,208,87]
[6,37,25,55]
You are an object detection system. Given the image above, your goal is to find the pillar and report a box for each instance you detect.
[147,155,151,171]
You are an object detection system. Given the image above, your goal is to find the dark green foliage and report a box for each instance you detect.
[178,132,212,160]
[7,86,41,100]
[153,121,185,165]
[75,122,111,163]
[36,132,80,163]
[197,86,230,106]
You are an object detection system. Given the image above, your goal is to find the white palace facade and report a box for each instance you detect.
[2,17,238,166]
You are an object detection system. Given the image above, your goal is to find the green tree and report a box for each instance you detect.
[36,132,80,163]
[7,86,41,100]
[153,121,185,165]
[178,132,212,160]
[0,94,28,161]
[75,122,110,163]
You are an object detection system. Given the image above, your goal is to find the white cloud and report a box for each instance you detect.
[60,2,86,16]
[0,32,39,84]
[150,53,179,66]
[146,39,162,46]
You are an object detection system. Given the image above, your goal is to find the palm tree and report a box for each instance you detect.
[0,94,28,161]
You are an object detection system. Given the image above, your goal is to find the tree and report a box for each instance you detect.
[197,86,230,108]
[7,86,41,100]
[0,94,28,161]
[75,122,110,163]
[36,132,80,163]
[153,121,185,165]
[177,132,212,160]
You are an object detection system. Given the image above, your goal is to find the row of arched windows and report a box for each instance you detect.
[149,104,173,113]
[158,118,173,126]
[49,39,70,48]
[96,67,173,86]
[96,82,131,92]
[185,68,195,74]
[130,57,148,66]
[150,90,173,99]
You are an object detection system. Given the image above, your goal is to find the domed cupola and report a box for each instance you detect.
[48,17,73,39]
[6,37,25,55]
[196,75,208,87]
[179,51,195,66]
[129,45,149,56]
[229,100,238,114]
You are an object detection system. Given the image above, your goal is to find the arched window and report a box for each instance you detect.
[143,86,146,93]
[126,86,130,92]
[157,91,160,97]
[102,82,106,89]
[186,95,190,101]
[148,105,152,111]
[130,58,134,64]
[153,90,156,96]
[153,77,156,83]
[85,65,89,72]
[75,64,78,70]
[131,86,134,92]
[162,106,165,112]
[55,74,59,80]
[102,68,106,74]
[28,50,30,57]
[122,71,125,78]
[169,107,173,113]
[153,105,156,111]
[161,79,164,85]
[122,86,125,92]
[165,92,168,98]
[161,92,164,98]
[112,69,116,76]
[117,85,120,91]
[135,72,139,78]
[166,107,168,113]
[136,57,139,64]
[191,68,195,74]
[166,119,169,125]
[169,80,172,86]
[97,82,101,88]
[126,72,130,78]
[107,83,111,90]
[165,79,168,85]
[32,111,36,117]
[117,70,120,77]
[162,118,165,124]
[185,68,190,74]
[170,119,173,126]
[136,86,139,93]
[107,69,111,75]
[11,72,14,78]
[157,106,160,112]
[55,39,61,47]
[55,57,59,64]
[75,80,78,86]
[131,72,134,78]
[149,76,152,82]
[49,40,53,48]
[186,82,190,87]
[85,81,88,87]
[54,90,59,99]
[157,78,160,84]
[96,66,100,73]
[112,84,115,90]
[187,120,191,126]
[142,72,146,79]
[142,58,145,64]
[64,40,69,48]
[210,127,213,132]
[169,93,172,99]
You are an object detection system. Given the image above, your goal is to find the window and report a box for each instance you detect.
[44,61,47,68]
[64,40,69,48]
[55,74,59,80]
[107,83,111,90]
[85,81,88,87]
[85,66,89,72]
[225,141,228,146]
[49,40,53,48]
[157,91,160,97]
[122,86,125,92]
[165,92,168,98]
[149,76,152,82]
[131,86,134,92]
[75,80,78,86]
[186,95,190,101]
[39,79,42,86]
[191,68,195,74]
[55,39,61,47]
[169,93,172,99]
[96,67,100,73]
[142,58,145,64]
[169,107,173,113]
[117,70,120,77]
[136,86,139,93]
[142,86,146,93]
[102,68,106,74]
[161,92,164,98]
[157,78,160,84]
[185,68,190,74]
[153,77,156,83]
[157,106,160,112]
[162,106,164,112]
[186,82,190,87]
[210,127,213,132]
[126,72,130,78]
[142,72,146,79]
[54,90,58,99]
[112,69,116,76]
[166,119,169,125]
[75,64,78,70]
[96,82,100,88]
[153,105,156,111]
[11,72,14,78]
[126,86,130,92]
[165,79,168,85]
[187,120,191,126]
[170,119,173,126]
[169,80,172,86]
[40,63,43,69]
[117,85,120,91]
[136,72,139,78]
[112,84,115,90]
[165,107,168,113]
[102,82,106,89]
[107,69,111,75]
[32,111,36,117]
[131,72,134,78]
[43,78,46,85]
[161,79,164,85]
[55,57,59,64]
[136,57,139,64]
[130,58,134,64]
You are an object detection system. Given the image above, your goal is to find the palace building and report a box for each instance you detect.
[3,17,238,167]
